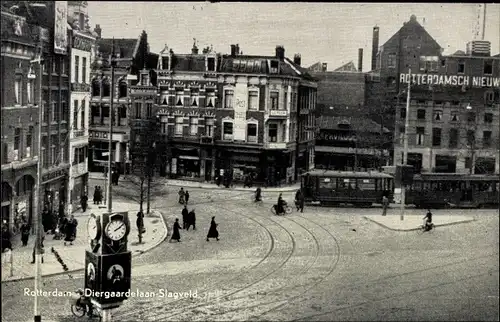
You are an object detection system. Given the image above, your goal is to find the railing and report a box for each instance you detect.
[73,129,85,137]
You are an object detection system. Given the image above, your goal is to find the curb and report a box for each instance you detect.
[1,210,169,284]
[363,216,476,232]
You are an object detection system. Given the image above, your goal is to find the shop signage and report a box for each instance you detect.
[400,73,500,88]
[231,155,259,162]
[269,110,288,117]
[42,168,68,183]
[73,35,93,52]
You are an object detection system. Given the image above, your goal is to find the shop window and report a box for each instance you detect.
[449,128,458,148]
[388,53,396,68]
[248,91,258,110]
[74,56,79,83]
[432,128,441,146]
[483,60,493,75]
[175,90,184,106]
[484,113,493,124]
[175,116,184,135]
[224,89,233,109]
[206,90,215,108]
[433,110,442,121]
[247,123,257,143]
[119,81,127,98]
[268,123,278,142]
[92,79,100,96]
[204,118,214,137]
[189,117,198,135]
[483,131,492,148]
[223,122,233,140]
[416,127,425,145]
[467,130,475,146]
[190,89,199,107]
[270,92,279,110]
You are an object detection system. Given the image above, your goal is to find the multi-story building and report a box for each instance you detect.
[1,1,72,230]
[89,30,150,175]
[373,15,499,174]
[67,1,96,212]
[151,43,316,185]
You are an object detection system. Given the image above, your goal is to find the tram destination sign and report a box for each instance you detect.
[400,73,499,88]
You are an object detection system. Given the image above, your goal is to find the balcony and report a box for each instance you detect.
[72,161,88,176]
[265,142,287,149]
[71,83,91,92]
[73,129,85,138]
[268,109,288,118]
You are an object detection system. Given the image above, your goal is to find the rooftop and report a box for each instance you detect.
[317,115,390,133]
[97,37,140,59]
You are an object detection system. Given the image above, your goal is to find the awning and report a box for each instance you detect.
[178,155,199,160]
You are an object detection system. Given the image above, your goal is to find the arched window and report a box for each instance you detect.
[15,175,34,196]
[102,78,110,97]
[1,182,12,202]
[119,80,127,98]
[92,79,100,96]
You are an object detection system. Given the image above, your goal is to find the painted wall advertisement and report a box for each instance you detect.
[400,73,499,88]
[233,83,247,141]
[54,1,68,55]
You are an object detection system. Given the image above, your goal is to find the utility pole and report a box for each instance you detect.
[400,69,411,221]
[103,37,115,322]
[32,42,44,322]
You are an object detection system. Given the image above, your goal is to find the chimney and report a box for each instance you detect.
[371,26,379,71]
[230,44,236,56]
[321,63,327,72]
[94,24,101,39]
[358,48,363,72]
[293,54,301,66]
[191,43,199,55]
[235,44,240,55]
[275,45,285,60]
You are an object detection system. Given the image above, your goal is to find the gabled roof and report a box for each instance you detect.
[381,15,441,52]
[452,50,466,56]
[334,61,357,72]
[97,37,140,59]
[317,115,390,133]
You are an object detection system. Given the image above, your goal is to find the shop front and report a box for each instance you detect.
[169,147,201,180]
[41,168,69,217]
[1,182,13,229]
[13,175,35,232]
[70,173,88,209]
[263,150,293,186]
[215,148,262,183]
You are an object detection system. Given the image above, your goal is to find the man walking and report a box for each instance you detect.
[181,206,188,229]
[186,209,196,231]
[170,219,181,242]
[382,195,389,216]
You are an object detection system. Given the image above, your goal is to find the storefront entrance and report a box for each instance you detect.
[14,175,35,231]
[1,182,12,228]
[170,147,201,179]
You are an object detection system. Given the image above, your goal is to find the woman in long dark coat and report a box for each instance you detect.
[64,216,76,246]
[20,220,30,246]
[206,216,219,241]
[170,219,181,242]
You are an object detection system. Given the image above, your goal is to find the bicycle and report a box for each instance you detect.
[270,204,292,215]
[417,222,435,234]
[71,293,102,320]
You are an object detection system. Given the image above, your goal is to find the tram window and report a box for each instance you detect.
[319,178,335,189]
[357,179,375,190]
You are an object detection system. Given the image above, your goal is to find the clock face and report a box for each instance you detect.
[87,217,98,239]
[105,220,126,241]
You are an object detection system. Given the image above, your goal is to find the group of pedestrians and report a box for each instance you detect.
[178,188,190,205]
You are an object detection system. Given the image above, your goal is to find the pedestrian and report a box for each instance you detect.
[93,186,99,205]
[216,176,221,186]
[185,190,190,205]
[382,195,389,216]
[186,209,196,231]
[181,206,188,229]
[1,224,12,252]
[295,189,304,213]
[206,216,219,241]
[178,188,185,204]
[20,220,30,246]
[64,215,77,246]
[170,218,181,242]
[81,193,88,212]
[136,211,145,234]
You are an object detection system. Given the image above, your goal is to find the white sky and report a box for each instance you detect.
[87,2,500,70]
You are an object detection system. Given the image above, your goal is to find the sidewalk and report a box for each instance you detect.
[88,172,300,192]
[363,214,475,231]
[1,202,168,283]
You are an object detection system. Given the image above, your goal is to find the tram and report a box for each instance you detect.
[405,173,499,208]
[301,170,394,207]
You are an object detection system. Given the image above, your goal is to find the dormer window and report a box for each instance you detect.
[207,57,215,72]
[162,56,170,70]
[270,60,279,74]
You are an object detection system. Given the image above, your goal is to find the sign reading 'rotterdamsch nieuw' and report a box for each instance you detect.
[400,73,500,88]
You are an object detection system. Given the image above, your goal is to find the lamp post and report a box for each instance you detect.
[400,69,412,221]
[466,104,476,174]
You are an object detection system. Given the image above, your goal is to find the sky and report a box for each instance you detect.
[87,2,500,71]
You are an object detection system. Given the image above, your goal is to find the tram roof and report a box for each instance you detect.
[414,173,500,181]
[303,170,393,179]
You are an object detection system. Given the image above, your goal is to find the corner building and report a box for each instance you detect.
[153,44,316,185]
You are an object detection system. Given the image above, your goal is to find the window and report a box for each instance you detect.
[80,100,85,129]
[292,93,297,112]
[61,101,67,122]
[223,122,233,140]
[91,105,100,124]
[73,147,86,165]
[268,123,278,142]
[467,112,476,122]
[13,128,21,160]
[484,113,493,123]
[26,126,33,157]
[485,92,494,103]
[433,110,442,121]
[432,128,441,146]
[51,102,57,122]
[119,81,127,98]
[175,90,184,106]
[15,76,22,105]
[399,125,405,144]
[270,92,279,110]
[419,56,438,72]
[134,102,142,119]
[441,59,446,67]
[484,60,493,75]
[189,117,198,135]
[206,90,215,108]
[52,57,57,74]
[417,109,426,120]
[449,128,458,148]
[224,89,234,108]
[61,59,66,75]
[467,130,475,146]
[74,56,79,83]
[50,135,58,165]
[387,53,396,68]
[27,78,34,104]
[175,116,183,135]
[102,79,110,97]
[204,118,214,137]
[284,92,288,111]
[160,116,167,134]
[282,123,286,142]
[82,57,87,83]
[247,123,257,142]
[73,100,79,128]
[146,103,153,118]
[248,91,258,110]
[400,107,406,119]
[451,112,459,122]
[483,131,492,148]
[270,60,279,74]
[190,89,199,107]
[207,57,215,71]
[458,61,465,74]
[92,79,100,96]
[416,127,425,145]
